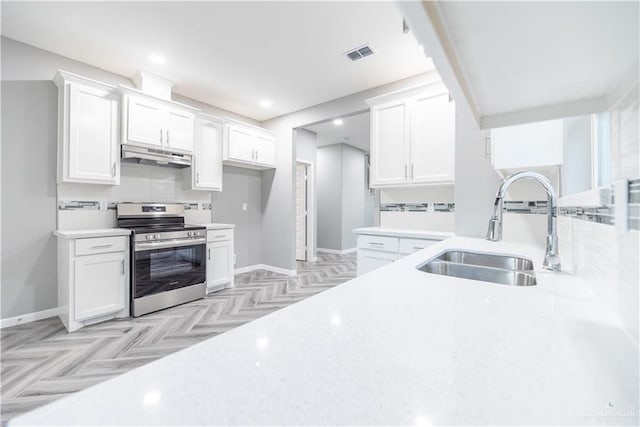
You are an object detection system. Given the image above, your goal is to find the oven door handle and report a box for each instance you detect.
[135,238,206,251]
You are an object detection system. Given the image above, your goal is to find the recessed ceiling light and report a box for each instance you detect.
[148,54,166,65]
[260,99,272,108]
[418,44,424,53]
[333,119,344,126]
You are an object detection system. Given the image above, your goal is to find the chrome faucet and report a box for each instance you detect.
[486,171,561,271]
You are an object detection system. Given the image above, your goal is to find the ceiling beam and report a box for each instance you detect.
[396,0,481,128]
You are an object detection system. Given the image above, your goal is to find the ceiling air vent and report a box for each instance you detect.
[345,44,374,61]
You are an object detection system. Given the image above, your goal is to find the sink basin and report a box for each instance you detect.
[418,250,537,286]
[435,250,534,271]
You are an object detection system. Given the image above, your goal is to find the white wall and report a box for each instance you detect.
[562,115,592,195]
[454,109,503,237]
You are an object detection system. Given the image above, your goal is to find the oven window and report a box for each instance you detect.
[134,244,205,298]
[149,247,198,279]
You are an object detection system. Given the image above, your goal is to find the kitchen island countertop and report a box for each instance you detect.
[10,236,639,425]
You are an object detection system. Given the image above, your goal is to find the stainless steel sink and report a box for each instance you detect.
[435,250,534,271]
[418,250,537,286]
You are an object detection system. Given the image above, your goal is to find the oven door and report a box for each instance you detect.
[133,239,206,299]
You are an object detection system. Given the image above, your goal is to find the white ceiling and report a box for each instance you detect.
[400,1,639,128]
[303,112,370,153]
[1,1,434,121]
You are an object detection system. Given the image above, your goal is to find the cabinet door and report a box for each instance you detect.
[193,119,223,191]
[207,240,233,291]
[254,132,276,167]
[411,92,455,184]
[226,124,255,163]
[356,249,396,276]
[74,252,126,321]
[166,108,195,153]
[370,100,410,186]
[125,96,164,148]
[68,83,119,184]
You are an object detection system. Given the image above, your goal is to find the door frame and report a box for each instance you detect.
[295,160,316,262]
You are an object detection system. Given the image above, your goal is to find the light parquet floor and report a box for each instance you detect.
[0,253,356,424]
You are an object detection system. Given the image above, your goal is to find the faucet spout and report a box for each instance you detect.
[485,171,561,272]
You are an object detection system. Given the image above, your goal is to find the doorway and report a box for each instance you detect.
[296,162,310,261]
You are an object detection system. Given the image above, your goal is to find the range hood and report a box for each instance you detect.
[121,144,191,169]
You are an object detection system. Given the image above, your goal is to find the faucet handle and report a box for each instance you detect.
[486,217,501,241]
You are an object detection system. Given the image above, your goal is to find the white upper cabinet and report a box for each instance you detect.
[411,92,456,184]
[222,119,276,170]
[368,82,455,188]
[489,119,563,172]
[125,96,165,148]
[192,115,223,191]
[166,107,195,152]
[370,100,409,186]
[226,123,255,163]
[54,70,120,185]
[121,90,196,154]
[254,133,276,167]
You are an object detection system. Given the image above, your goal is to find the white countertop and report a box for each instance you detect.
[195,223,235,230]
[10,237,638,425]
[354,226,454,240]
[53,228,131,238]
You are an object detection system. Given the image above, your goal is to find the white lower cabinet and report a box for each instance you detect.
[357,249,397,276]
[356,234,440,276]
[56,233,130,332]
[74,252,126,321]
[206,228,235,293]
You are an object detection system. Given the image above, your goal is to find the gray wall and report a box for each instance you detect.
[2,81,58,318]
[1,37,263,318]
[212,166,262,268]
[294,129,317,260]
[316,144,368,251]
[340,145,366,250]
[363,154,376,227]
[454,109,502,237]
[261,70,440,270]
[316,145,343,250]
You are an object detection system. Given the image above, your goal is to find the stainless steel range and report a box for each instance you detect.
[117,203,206,317]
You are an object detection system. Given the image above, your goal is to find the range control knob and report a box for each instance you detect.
[145,235,153,240]
[154,234,160,239]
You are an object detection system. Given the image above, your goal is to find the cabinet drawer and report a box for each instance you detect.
[207,229,233,242]
[357,234,398,252]
[398,238,438,255]
[75,236,127,256]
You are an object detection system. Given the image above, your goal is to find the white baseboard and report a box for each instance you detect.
[234,264,262,275]
[1,307,63,329]
[235,264,297,277]
[317,247,357,255]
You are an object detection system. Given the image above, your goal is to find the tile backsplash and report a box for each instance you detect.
[57,162,213,230]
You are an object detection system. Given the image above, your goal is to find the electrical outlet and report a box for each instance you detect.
[242,203,247,211]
